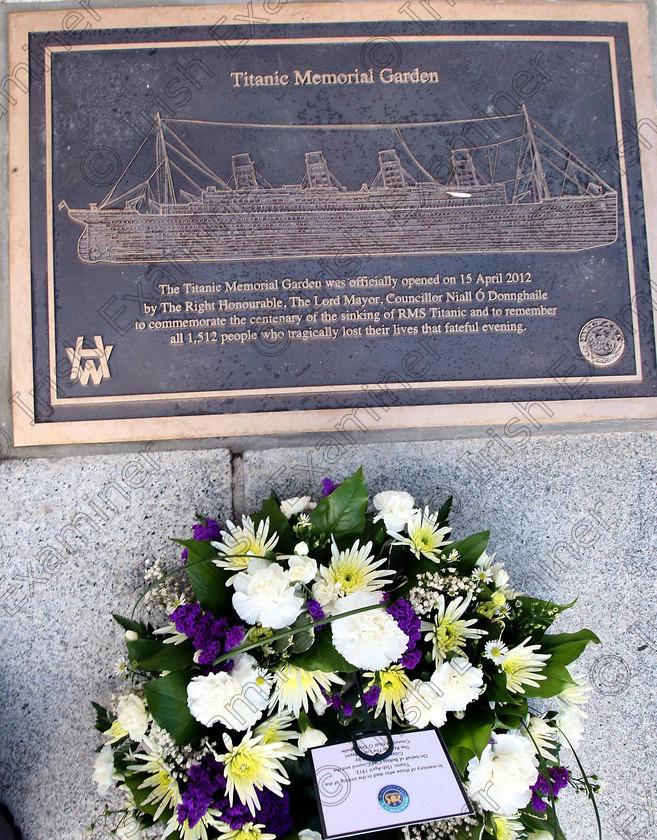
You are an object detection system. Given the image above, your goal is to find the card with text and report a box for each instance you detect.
[309,730,472,839]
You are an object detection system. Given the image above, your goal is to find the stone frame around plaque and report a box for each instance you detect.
[8,1,657,446]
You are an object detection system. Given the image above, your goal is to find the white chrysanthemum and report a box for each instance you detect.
[298,726,328,753]
[221,731,290,815]
[298,831,323,840]
[232,559,304,629]
[500,638,550,694]
[107,693,150,743]
[526,714,559,761]
[287,554,318,584]
[280,497,316,518]
[369,665,412,727]
[93,745,116,795]
[403,678,447,729]
[433,657,484,712]
[187,654,271,730]
[474,552,510,590]
[372,491,416,532]
[165,806,223,840]
[217,821,276,840]
[556,705,586,748]
[320,538,393,596]
[557,670,592,708]
[212,517,278,578]
[389,507,451,561]
[270,664,343,717]
[485,639,509,664]
[422,594,487,665]
[331,591,408,670]
[466,731,539,815]
[128,749,181,821]
[491,814,525,840]
[253,713,301,760]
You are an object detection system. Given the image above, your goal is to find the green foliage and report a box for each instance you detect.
[523,659,575,699]
[539,630,601,666]
[123,773,162,818]
[253,491,295,552]
[451,531,490,572]
[143,671,202,745]
[112,614,152,637]
[309,467,368,543]
[91,701,114,733]
[290,626,358,673]
[437,495,454,527]
[127,638,196,672]
[442,706,495,774]
[173,538,233,617]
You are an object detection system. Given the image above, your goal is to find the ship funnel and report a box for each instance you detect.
[304,151,334,188]
[378,149,406,188]
[232,153,258,190]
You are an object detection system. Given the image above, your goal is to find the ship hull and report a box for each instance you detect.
[69,194,618,263]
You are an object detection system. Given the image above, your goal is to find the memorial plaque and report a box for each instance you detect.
[8,1,657,445]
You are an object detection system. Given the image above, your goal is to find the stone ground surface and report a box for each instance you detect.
[0,433,656,839]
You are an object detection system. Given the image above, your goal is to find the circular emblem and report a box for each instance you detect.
[578,319,625,367]
[378,784,410,813]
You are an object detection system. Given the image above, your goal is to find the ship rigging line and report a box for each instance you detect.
[100,123,157,208]
[162,113,525,130]
[530,116,614,191]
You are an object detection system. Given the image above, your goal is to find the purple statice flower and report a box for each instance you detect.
[193,518,222,542]
[531,791,549,813]
[169,603,203,638]
[549,766,571,796]
[531,773,550,797]
[178,755,225,829]
[224,624,246,653]
[181,518,222,561]
[342,702,353,717]
[256,789,294,837]
[322,478,339,496]
[387,598,422,670]
[217,797,252,829]
[307,599,326,629]
[363,685,380,708]
[328,692,342,711]
[196,640,222,666]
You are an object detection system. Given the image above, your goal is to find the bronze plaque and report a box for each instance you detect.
[8,1,657,445]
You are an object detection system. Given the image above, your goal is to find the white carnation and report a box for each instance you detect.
[373,491,416,532]
[331,591,408,670]
[298,726,328,752]
[467,731,539,815]
[116,812,142,840]
[312,577,341,613]
[116,694,149,743]
[527,832,553,840]
[92,744,116,795]
[298,832,322,840]
[288,554,318,584]
[187,653,270,730]
[233,560,304,629]
[433,658,484,712]
[280,496,315,518]
[403,678,447,729]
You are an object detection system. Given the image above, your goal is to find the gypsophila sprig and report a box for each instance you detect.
[92,468,601,840]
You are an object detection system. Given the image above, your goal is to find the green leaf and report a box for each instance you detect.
[91,702,114,733]
[127,638,196,672]
[523,660,575,698]
[173,539,232,617]
[437,495,453,527]
[539,629,601,667]
[442,707,495,774]
[291,627,358,673]
[451,532,490,572]
[309,467,368,542]
[143,671,202,745]
[253,492,294,552]
[112,614,151,637]
[521,811,567,840]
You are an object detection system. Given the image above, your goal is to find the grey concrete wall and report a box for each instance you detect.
[1,3,657,840]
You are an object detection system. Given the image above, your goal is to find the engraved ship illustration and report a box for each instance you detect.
[61,106,618,263]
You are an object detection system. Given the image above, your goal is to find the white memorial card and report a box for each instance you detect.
[309,730,472,839]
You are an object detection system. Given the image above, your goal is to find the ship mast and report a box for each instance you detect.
[155,112,176,208]
[522,104,550,202]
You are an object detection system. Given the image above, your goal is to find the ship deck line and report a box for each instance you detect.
[162,113,526,130]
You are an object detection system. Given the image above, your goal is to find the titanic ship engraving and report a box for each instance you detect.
[60,106,618,263]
